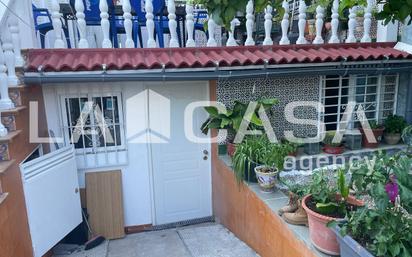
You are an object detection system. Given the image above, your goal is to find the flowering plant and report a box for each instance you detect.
[336,152,412,256]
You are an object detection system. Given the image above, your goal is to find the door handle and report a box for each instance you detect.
[203,150,209,155]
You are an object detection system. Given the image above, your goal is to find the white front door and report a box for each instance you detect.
[149,82,211,225]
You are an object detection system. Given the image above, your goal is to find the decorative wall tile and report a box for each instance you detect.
[9,89,22,107]
[217,76,320,141]
[0,144,10,161]
[1,115,16,132]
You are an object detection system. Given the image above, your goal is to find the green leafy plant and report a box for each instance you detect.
[384,114,407,134]
[232,135,291,183]
[200,99,278,141]
[308,168,352,216]
[322,131,342,147]
[335,152,412,257]
[368,120,384,129]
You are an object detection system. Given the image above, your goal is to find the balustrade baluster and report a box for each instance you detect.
[329,0,339,43]
[346,7,357,43]
[145,0,156,47]
[313,5,325,44]
[1,30,17,86]
[122,0,134,48]
[263,5,273,45]
[207,15,217,47]
[75,0,89,48]
[279,0,290,45]
[168,0,179,47]
[51,0,65,48]
[245,0,255,46]
[185,4,195,47]
[0,39,15,110]
[226,18,240,46]
[7,16,24,66]
[361,0,373,42]
[296,0,308,44]
[100,0,112,48]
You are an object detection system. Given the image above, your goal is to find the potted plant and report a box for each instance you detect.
[254,142,291,192]
[333,153,412,257]
[302,169,364,255]
[232,136,290,185]
[201,99,278,156]
[323,131,345,154]
[384,114,407,145]
[359,120,385,148]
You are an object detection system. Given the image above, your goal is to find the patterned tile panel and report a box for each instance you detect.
[1,115,16,132]
[217,76,320,140]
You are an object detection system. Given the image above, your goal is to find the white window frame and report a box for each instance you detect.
[59,92,126,154]
[320,74,399,131]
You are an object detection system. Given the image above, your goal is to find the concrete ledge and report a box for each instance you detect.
[212,151,328,257]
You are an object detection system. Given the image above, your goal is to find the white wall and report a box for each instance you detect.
[42,82,153,226]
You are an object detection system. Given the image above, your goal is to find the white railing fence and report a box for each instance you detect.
[41,0,400,49]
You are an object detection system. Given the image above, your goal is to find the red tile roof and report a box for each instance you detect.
[25,42,412,72]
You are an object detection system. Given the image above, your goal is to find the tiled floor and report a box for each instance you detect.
[53,223,258,257]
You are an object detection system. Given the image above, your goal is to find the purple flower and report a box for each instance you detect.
[385,179,399,204]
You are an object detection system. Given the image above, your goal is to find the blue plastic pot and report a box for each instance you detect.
[333,227,374,257]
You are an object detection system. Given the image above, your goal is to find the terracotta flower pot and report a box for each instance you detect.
[227,142,237,157]
[323,145,345,155]
[384,133,401,145]
[254,165,279,193]
[359,127,384,148]
[302,195,364,256]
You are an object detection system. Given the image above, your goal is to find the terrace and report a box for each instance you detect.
[0,1,411,257]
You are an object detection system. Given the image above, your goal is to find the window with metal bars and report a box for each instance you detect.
[61,93,124,152]
[320,74,398,131]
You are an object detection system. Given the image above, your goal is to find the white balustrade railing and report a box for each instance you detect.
[35,0,397,49]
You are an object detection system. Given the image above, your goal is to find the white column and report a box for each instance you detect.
[0,43,15,111]
[122,0,134,48]
[207,15,217,47]
[296,0,308,44]
[345,7,357,43]
[227,18,240,46]
[100,0,112,48]
[329,0,339,43]
[51,0,65,48]
[75,0,89,48]
[361,0,373,42]
[263,5,273,45]
[245,0,255,46]
[167,0,179,47]
[145,0,156,47]
[7,16,24,67]
[279,0,290,45]
[1,30,18,86]
[185,3,195,47]
[313,5,324,44]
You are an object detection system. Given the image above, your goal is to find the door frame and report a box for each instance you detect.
[144,81,212,226]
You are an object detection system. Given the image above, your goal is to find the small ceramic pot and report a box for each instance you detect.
[254,165,279,193]
[384,133,401,145]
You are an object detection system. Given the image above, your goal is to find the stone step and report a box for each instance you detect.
[0,192,9,205]
[0,160,15,175]
[0,131,23,161]
[1,106,27,132]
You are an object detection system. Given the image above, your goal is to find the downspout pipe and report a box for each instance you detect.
[24,63,412,84]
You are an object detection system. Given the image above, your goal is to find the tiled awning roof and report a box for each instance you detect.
[25,42,411,73]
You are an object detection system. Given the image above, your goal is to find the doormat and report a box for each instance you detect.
[177,224,259,257]
[53,240,108,257]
